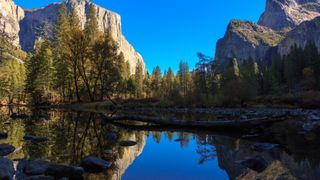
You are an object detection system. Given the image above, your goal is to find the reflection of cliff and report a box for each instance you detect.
[83,131,147,180]
[211,136,320,180]
[111,132,147,180]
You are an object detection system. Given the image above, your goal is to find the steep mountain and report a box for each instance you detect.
[278,16,320,55]
[258,0,320,31]
[0,0,145,74]
[214,0,320,70]
[0,0,24,46]
[214,20,284,67]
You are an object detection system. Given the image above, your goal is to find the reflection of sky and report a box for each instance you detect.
[122,133,228,180]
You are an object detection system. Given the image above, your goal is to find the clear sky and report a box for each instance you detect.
[14,0,265,73]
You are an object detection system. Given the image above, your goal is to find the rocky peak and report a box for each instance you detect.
[258,0,320,30]
[214,20,283,68]
[277,16,320,56]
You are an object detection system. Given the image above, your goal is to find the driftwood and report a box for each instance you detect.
[103,114,287,129]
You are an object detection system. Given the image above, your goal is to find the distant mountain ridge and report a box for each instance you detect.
[214,0,320,69]
[0,0,145,74]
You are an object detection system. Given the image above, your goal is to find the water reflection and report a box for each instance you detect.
[0,107,320,179]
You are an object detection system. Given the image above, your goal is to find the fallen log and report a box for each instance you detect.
[103,114,287,129]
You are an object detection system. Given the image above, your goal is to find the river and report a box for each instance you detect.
[0,106,320,180]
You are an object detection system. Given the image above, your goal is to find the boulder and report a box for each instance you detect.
[0,132,8,139]
[239,155,268,173]
[0,144,15,156]
[24,160,50,175]
[0,157,14,180]
[120,141,137,147]
[81,156,111,173]
[45,164,84,180]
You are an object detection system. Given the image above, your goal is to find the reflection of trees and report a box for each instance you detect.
[196,135,217,164]
[152,131,162,144]
[0,108,148,179]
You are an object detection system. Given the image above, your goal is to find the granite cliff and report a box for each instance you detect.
[214,0,320,70]
[0,0,145,73]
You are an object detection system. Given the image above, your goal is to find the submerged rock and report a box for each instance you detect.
[24,160,50,175]
[23,134,48,143]
[103,149,113,155]
[0,144,15,156]
[81,156,111,173]
[0,157,14,180]
[45,164,84,179]
[252,143,278,152]
[239,155,268,173]
[0,132,8,139]
[120,141,137,147]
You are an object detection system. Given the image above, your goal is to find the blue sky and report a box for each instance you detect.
[14,0,265,73]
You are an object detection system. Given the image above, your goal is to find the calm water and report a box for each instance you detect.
[1,107,320,180]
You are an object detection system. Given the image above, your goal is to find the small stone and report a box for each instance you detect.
[103,149,113,155]
[81,156,111,173]
[239,155,268,173]
[240,115,248,120]
[0,144,15,156]
[0,157,14,180]
[120,141,137,147]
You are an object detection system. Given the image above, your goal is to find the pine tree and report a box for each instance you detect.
[135,61,144,98]
[151,66,162,97]
[26,39,55,104]
[224,58,240,83]
[162,67,175,97]
[178,61,191,98]
[241,58,260,96]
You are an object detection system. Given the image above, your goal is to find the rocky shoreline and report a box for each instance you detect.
[127,107,320,118]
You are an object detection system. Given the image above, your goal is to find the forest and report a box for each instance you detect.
[0,3,320,108]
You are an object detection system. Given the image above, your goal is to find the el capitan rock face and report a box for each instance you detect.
[0,0,24,46]
[0,0,145,74]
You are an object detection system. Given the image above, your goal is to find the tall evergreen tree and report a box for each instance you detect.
[151,66,162,97]
[135,61,144,98]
